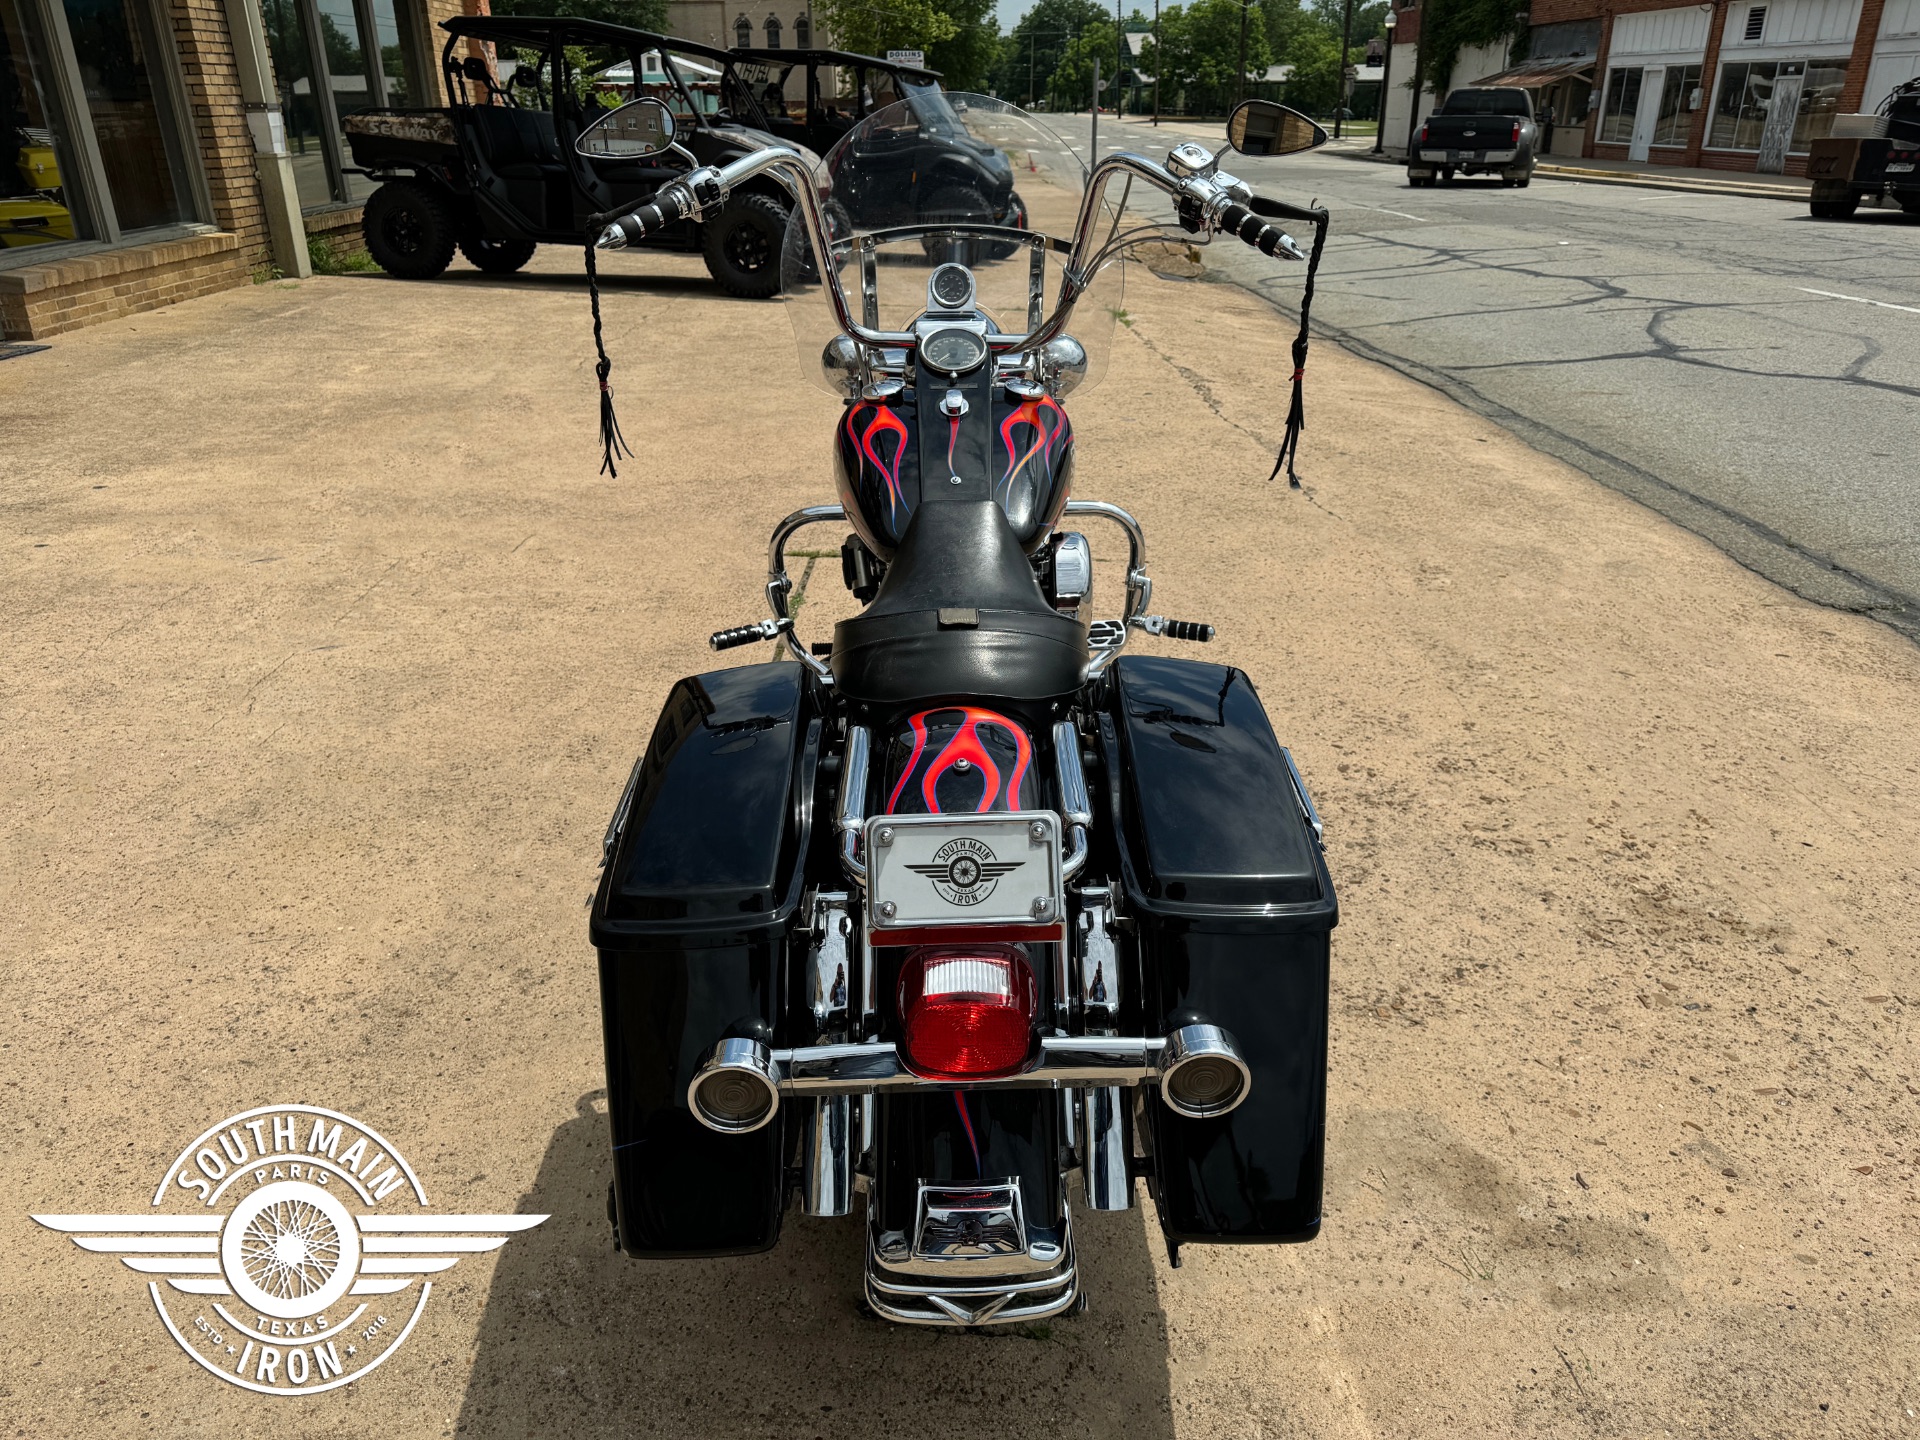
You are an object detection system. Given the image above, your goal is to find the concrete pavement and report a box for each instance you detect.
[4,244,1919,1437]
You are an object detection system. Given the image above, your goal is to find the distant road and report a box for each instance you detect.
[1110,126,1920,637]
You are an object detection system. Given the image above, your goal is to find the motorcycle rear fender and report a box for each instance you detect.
[1100,655,1337,1244]
[592,662,823,1257]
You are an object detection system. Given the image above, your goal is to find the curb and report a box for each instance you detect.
[1532,164,1808,202]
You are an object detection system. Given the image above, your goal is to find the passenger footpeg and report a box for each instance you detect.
[1131,614,1215,642]
[709,617,794,651]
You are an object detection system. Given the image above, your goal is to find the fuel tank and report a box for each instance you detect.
[835,387,1074,558]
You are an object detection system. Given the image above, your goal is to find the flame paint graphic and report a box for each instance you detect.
[887,707,1034,815]
[997,396,1067,499]
[846,402,910,520]
[947,416,960,475]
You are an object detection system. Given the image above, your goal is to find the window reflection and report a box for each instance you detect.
[2,0,88,248]
[61,0,191,231]
[262,0,333,208]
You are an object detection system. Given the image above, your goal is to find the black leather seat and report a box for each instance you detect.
[831,502,1088,706]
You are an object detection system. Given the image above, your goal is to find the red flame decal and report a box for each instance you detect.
[887,707,1034,814]
[847,402,910,519]
[998,396,1066,497]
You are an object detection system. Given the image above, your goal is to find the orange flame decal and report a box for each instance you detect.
[998,396,1067,498]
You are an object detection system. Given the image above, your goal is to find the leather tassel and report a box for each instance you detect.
[585,237,632,478]
[1268,207,1329,488]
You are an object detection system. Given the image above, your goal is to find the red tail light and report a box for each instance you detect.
[1511,121,1521,143]
[898,947,1038,1079]
[1418,123,1427,145]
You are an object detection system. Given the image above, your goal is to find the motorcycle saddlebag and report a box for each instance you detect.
[591,662,822,1257]
[1100,655,1336,1244]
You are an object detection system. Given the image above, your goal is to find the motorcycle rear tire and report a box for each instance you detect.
[702,193,789,299]
[459,234,537,274]
[363,181,457,280]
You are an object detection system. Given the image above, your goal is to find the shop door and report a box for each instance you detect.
[1756,69,1803,172]
[1628,65,1665,161]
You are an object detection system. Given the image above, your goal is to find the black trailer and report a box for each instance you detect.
[343,16,797,295]
[1806,80,1920,220]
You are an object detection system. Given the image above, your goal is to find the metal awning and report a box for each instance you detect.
[1472,59,1594,88]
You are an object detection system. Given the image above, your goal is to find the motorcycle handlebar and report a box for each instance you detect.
[1215,203,1305,261]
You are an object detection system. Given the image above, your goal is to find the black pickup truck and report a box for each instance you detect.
[1806,80,1920,219]
[1408,87,1539,188]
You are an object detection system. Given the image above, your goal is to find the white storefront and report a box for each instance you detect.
[1595,5,1714,160]
[1865,0,1920,112]
[1704,0,1863,169]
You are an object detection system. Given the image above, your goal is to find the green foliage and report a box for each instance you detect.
[814,0,958,57]
[927,0,1002,92]
[1140,0,1272,116]
[1412,0,1520,96]
[1050,20,1120,108]
[488,0,669,30]
[306,235,377,275]
[996,0,1112,104]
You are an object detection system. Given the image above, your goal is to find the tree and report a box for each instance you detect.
[995,0,1111,106]
[489,0,669,29]
[813,0,958,58]
[927,0,1001,93]
[1050,19,1118,110]
[1144,0,1271,116]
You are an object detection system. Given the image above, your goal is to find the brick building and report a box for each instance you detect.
[3,0,466,339]
[1379,0,1920,173]
[665,2,816,52]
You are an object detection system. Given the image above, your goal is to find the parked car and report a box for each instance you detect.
[1806,80,1920,219]
[344,15,806,296]
[1407,87,1538,188]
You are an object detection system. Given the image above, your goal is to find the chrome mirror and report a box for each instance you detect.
[1225,100,1328,158]
[577,97,677,159]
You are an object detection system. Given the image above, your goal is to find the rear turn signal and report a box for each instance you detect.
[1511,121,1521,144]
[899,947,1038,1079]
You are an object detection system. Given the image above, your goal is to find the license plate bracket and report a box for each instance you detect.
[865,811,1064,944]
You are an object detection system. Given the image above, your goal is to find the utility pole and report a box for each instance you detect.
[1405,0,1427,159]
[1092,58,1100,151]
[1335,0,1354,137]
[1152,0,1161,125]
[1235,0,1248,112]
[1117,0,1127,118]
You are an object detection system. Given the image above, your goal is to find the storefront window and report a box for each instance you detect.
[1651,63,1701,146]
[1598,66,1640,143]
[3,0,89,248]
[263,0,421,209]
[61,0,191,230]
[1711,59,1843,150]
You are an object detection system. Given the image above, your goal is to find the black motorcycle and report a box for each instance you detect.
[581,93,1338,1326]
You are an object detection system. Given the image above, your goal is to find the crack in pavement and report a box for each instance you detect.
[1217,268,1920,641]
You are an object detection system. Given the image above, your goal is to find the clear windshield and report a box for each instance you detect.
[781,94,1131,395]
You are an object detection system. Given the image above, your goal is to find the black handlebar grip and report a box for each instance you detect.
[1163,619,1215,643]
[1250,194,1330,227]
[709,623,771,652]
[611,203,670,244]
[1215,203,1290,258]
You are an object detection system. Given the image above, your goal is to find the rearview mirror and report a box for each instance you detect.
[577,97,677,160]
[1225,100,1328,158]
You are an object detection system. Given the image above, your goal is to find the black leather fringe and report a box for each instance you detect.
[1268,207,1330,488]
[585,237,632,478]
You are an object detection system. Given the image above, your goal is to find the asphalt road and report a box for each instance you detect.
[1113,125,1920,637]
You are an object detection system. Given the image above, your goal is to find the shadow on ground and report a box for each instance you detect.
[454,1094,1177,1440]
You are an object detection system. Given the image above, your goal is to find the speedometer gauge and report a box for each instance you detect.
[920,328,989,377]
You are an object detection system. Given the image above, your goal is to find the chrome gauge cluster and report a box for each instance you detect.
[919,326,989,378]
[926,262,976,313]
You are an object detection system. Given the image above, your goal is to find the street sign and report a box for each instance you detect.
[888,50,925,66]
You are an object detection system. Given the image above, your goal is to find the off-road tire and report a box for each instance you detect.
[458,233,537,274]
[363,181,457,280]
[701,192,789,299]
[919,183,993,265]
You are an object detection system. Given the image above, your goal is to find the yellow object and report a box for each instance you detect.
[17,143,60,189]
[0,196,77,247]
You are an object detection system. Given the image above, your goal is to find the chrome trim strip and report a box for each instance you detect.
[836,726,871,886]
[1082,1086,1133,1211]
[802,1096,853,1217]
[1281,745,1324,843]
[600,754,646,867]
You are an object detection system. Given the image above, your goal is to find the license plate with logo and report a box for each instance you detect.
[1889,162,1915,172]
[865,811,1064,942]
